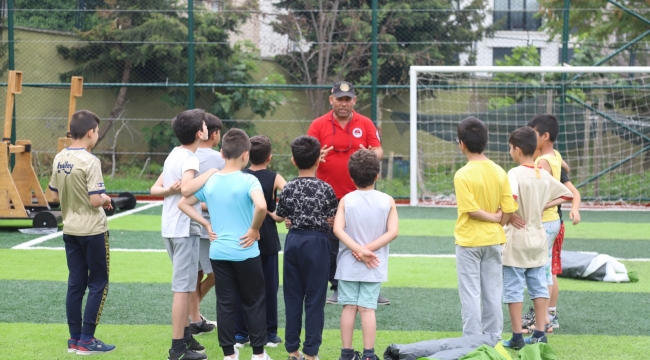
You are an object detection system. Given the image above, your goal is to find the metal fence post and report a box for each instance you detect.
[187,0,195,110]
[371,0,378,125]
[558,0,570,153]
[8,0,15,169]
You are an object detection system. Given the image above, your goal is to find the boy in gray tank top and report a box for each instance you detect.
[333,149,399,360]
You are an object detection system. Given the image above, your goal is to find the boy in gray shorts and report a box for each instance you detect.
[150,109,209,360]
[190,112,224,335]
[333,149,399,360]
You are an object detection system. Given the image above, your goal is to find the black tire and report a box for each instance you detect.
[117,192,137,210]
[33,211,58,228]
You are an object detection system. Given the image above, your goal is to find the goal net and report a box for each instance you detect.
[408,66,650,207]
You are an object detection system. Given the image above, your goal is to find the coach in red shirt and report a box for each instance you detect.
[307,81,389,305]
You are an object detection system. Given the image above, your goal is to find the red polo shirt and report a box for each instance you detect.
[307,110,381,199]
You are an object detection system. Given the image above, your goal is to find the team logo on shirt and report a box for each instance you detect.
[57,161,74,174]
[352,128,363,138]
[97,182,105,188]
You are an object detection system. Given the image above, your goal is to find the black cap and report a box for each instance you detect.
[331,81,355,98]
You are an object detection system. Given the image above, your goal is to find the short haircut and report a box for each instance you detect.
[249,135,272,165]
[348,149,380,187]
[204,113,223,139]
[528,114,559,142]
[172,109,206,145]
[457,116,488,154]
[509,127,537,156]
[221,128,251,159]
[291,135,321,170]
[69,110,100,139]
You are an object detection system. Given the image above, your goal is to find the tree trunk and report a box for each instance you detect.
[96,60,132,147]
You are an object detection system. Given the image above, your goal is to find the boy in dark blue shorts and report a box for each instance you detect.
[276,135,339,360]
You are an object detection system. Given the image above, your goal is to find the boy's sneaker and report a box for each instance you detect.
[550,314,560,329]
[201,315,218,327]
[251,351,273,360]
[287,352,305,360]
[190,318,216,336]
[187,336,206,353]
[502,337,526,350]
[224,348,239,360]
[524,334,548,345]
[326,290,338,304]
[266,335,282,347]
[235,335,250,348]
[67,339,78,353]
[377,294,390,305]
[76,338,116,355]
[168,347,208,360]
[339,352,361,360]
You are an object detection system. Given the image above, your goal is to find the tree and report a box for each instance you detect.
[56,0,284,149]
[272,0,488,118]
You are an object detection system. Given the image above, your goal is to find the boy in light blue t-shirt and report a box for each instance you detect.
[179,128,271,360]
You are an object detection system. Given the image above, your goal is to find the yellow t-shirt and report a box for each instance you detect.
[535,149,563,222]
[48,148,108,236]
[454,160,518,247]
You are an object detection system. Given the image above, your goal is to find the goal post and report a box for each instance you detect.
[408,66,650,206]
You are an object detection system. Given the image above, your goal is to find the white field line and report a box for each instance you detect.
[13,246,650,262]
[11,201,162,250]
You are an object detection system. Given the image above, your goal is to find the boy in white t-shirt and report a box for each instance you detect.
[189,112,225,335]
[502,127,572,350]
[150,109,208,360]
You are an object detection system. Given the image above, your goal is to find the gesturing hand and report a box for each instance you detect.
[320,145,333,163]
[205,224,218,242]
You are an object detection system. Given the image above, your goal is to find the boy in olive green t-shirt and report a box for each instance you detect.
[49,110,115,355]
[453,117,517,337]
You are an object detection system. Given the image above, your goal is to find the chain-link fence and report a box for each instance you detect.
[1,0,649,201]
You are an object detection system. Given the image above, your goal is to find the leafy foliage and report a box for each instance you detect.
[489,46,541,109]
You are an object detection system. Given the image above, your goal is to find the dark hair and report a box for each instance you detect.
[457,116,488,154]
[509,127,537,156]
[172,109,205,145]
[527,114,559,142]
[221,128,251,159]
[291,135,321,170]
[348,149,380,187]
[69,110,100,139]
[204,113,223,139]
[249,135,272,165]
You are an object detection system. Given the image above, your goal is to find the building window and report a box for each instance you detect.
[493,47,541,65]
[558,48,575,64]
[494,0,541,31]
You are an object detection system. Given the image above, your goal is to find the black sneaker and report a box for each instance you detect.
[502,337,526,350]
[265,335,282,347]
[187,336,206,353]
[168,347,208,360]
[190,319,216,336]
[235,335,250,348]
[377,294,390,306]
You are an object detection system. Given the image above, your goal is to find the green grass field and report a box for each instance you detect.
[1,204,649,359]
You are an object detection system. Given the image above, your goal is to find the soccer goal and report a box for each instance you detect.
[408,66,650,207]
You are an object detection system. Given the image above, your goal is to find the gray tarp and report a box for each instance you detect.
[559,250,631,282]
[383,334,499,360]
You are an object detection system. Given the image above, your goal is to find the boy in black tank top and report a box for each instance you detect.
[234,135,287,348]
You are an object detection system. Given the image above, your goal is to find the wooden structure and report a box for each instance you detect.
[45,76,83,206]
[0,71,60,228]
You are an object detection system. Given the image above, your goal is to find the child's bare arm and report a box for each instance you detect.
[538,159,552,174]
[365,197,399,251]
[181,168,217,197]
[544,196,572,210]
[333,199,378,265]
[274,173,287,192]
[499,211,512,227]
[468,209,502,223]
[563,180,581,224]
[268,211,284,223]
[178,195,216,240]
[240,190,267,248]
[150,173,181,197]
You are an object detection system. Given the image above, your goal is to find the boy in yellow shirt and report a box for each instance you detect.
[453,117,518,337]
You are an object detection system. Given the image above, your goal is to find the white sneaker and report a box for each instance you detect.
[224,348,240,360]
[201,315,218,327]
[251,351,272,360]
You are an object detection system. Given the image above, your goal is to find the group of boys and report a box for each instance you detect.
[153,108,398,360]
[51,104,580,360]
[453,114,580,350]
